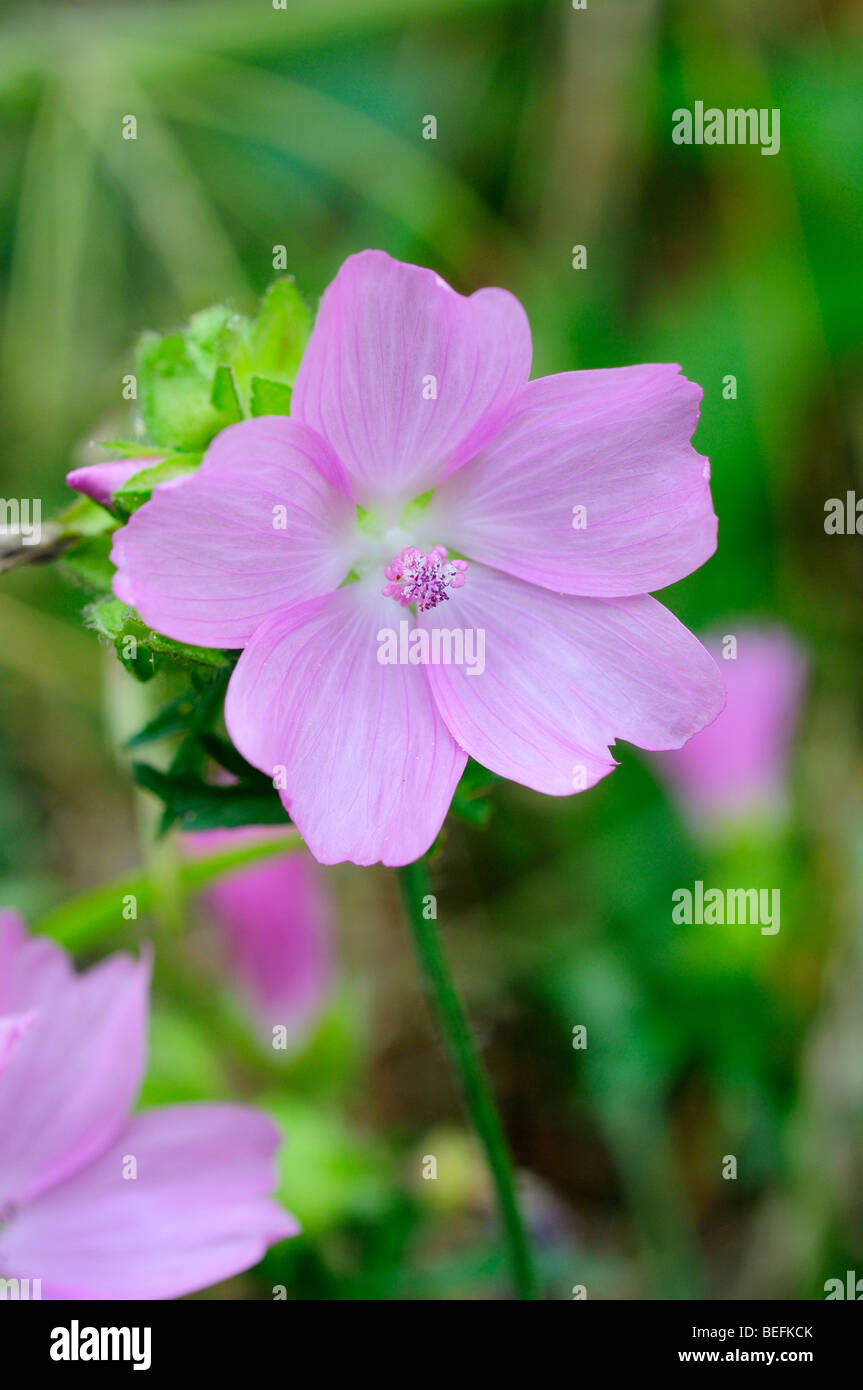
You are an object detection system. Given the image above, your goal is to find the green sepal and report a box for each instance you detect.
[248,277,310,384]
[230,278,311,413]
[250,375,293,416]
[95,440,165,460]
[55,495,118,538]
[210,364,243,423]
[111,455,201,519]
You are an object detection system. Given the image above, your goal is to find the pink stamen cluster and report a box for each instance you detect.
[382,544,468,612]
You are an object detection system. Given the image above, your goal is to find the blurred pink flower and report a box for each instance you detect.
[67,458,159,508]
[0,910,297,1299]
[187,829,333,1045]
[650,626,807,833]
[109,250,723,866]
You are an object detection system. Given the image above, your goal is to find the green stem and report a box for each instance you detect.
[397,858,539,1300]
[32,831,301,950]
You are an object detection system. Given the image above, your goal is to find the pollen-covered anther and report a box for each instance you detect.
[382,544,468,612]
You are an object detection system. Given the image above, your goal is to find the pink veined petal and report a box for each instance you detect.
[0,1011,37,1076]
[0,1104,297,1300]
[428,365,717,597]
[291,249,532,506]
[110,417,358,648]
[224,581,467,866]
[0,909,72,1013]
[420,564,724,795]
[66,458,160,508]
[0,944,151,1209]
[186,829,334,1044]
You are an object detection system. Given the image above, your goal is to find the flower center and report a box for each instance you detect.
[382,545,468,612]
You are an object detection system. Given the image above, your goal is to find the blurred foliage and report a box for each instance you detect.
[1,0,862,1299]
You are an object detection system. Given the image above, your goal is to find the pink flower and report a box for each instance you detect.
[186,829,333,1045]
[650,626,807,834]
[67,459,160,508]
[0,911,297,1299]
[110,251,723,866]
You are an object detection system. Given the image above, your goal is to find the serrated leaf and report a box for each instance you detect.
[133,762,288,831]
[250,375,293,417]
[197,731,260,781]
[124,690,202,749]
[59,536,115,593]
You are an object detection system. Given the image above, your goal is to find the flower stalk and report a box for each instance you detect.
[396,857,539,1300]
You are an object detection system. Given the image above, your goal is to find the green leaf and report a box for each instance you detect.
[83,597,231,681]
[59,535,115,593]
[133,761,288,831]
[123,690,203,749]
[197,730,260,781]
[250,375,293,416]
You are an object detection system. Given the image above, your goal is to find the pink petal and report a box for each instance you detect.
[110,418,357,648]
[224,581,467,865]
[186,830,333,1044]
[291,250,532,506]
[428,365,716,597]
[650,626,807,832]
[0,1104,297,1299]
[0,909,72,1012]
[0,937,150,1209]
[420,564,724,794]
[0,1011,38,1076]
[66,458,159,508]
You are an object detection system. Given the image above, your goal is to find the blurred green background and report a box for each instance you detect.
[1,0,862,1299]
